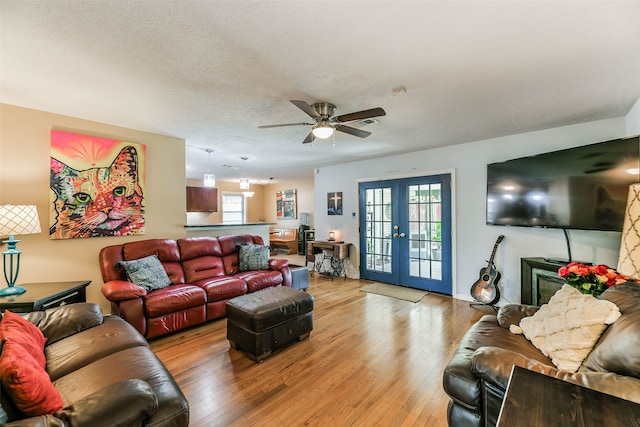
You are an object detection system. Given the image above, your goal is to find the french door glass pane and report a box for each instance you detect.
[408,184,442,279]
[365,187,393,273]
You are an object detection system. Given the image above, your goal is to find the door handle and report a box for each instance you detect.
[393,232,406,238]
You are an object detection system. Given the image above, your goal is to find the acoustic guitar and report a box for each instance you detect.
[470,235,505,305]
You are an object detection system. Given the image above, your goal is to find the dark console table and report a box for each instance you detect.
[498,366,640,426]
[0,280,90,313]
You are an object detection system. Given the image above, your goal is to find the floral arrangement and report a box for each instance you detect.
[557,262,633,298]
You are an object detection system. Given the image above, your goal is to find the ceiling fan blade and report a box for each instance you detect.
[290,100,321,119]
[258,122,312,129]
[335,124,372,138]
[302,132,315,144]
[335,107,386,123]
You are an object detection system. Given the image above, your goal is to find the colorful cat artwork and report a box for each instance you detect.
[50,146,145,239]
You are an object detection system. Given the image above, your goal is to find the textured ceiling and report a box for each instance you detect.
[2,1,640,185]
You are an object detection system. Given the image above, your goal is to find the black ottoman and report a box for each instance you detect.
[226,286,314,362]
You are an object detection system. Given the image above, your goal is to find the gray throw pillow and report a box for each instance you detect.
[118,255,172,291]
[238,245,270,272]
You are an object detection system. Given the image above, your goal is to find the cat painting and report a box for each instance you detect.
[50,145,145,239]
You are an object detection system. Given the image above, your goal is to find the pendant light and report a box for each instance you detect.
[203,149,215,187]
[239,157,250,190]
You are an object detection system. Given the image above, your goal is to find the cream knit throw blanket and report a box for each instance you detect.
[510,284,620,372]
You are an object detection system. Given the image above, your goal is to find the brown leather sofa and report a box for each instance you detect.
[1,303,188,426]
[443,282,640,427]
[99,234,292,339]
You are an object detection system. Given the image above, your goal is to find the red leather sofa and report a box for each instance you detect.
[99,234,292,339]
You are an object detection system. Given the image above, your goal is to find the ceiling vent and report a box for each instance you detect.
[349,118,378,129]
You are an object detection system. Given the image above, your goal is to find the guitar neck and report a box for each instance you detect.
[483,236,504,274]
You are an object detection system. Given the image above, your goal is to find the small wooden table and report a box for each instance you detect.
[497,365,640,427]
[306,240,350,279]
[0,280,90,313]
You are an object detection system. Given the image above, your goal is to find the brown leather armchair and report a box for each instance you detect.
[443,282,640,427]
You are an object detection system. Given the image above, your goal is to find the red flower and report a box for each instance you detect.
[577,266,590,276]
[558,266,570,278]
[595,264,609,275]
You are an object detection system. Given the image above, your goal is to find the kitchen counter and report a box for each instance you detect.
[185,222,276,242]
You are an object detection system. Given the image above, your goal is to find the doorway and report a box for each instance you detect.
[359,174,452,294]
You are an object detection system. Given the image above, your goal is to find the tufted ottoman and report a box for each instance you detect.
[226,286,314,362]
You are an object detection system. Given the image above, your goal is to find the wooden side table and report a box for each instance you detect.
[306,240,350,279]
[497,365,640,426]
[0,280,90,313]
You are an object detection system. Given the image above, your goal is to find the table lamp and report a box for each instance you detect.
[618,183,640,280]
[0,204,42,296]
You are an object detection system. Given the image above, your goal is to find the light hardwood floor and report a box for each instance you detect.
[149,274,487,427]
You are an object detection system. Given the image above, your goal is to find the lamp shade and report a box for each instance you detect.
[0,205,41,236]
[617,183,640,279]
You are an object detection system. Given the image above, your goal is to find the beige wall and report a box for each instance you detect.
[0,104,187,312]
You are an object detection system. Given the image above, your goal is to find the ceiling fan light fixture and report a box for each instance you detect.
[312,120,335,139]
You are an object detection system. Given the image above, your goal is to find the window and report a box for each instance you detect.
[222,192,246,224]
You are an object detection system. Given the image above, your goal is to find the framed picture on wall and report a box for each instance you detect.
[328,192,343,215]
[49,130,146,240]
[276,189,297,220]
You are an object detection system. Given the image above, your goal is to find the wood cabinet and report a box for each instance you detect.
[186,186,218,212]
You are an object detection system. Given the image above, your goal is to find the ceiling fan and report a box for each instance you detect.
[259,100,386,144]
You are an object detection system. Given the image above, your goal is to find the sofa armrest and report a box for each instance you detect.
[472,346,558,390]
[552,371,640,404]
[269,258,290,270]
[496,304,539,329]
[101,280,147,301]
[473,346,640,405]
[55,379,157,427]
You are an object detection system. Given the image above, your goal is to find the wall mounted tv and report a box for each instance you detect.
[486,136,640,232]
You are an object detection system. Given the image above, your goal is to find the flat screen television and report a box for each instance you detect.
[486,136,640,232]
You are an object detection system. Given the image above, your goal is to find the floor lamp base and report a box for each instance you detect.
[0,286,26,296]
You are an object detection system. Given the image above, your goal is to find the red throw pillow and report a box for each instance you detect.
[0,310,47,368]
[0,340,64,416]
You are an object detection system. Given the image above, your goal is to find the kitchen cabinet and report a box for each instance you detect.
[186,186,218,212]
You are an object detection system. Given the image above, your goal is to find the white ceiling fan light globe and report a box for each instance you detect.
[312,123,335,139]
